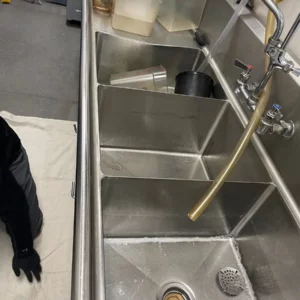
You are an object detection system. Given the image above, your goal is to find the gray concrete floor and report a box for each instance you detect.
[0,0,80,121]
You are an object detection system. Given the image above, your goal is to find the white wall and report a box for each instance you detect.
[253,0,300,59]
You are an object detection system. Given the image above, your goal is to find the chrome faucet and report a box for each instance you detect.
[234,59,258,112]
[234,9,300,138]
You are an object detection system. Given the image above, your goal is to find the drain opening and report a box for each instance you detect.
[163,290,189,300]
[157,282,195,300]
[218,267,245,296]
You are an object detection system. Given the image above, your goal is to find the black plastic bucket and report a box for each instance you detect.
[175,71,214,97]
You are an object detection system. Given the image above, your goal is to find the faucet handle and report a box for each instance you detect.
[272,103,282,111]
[278,51,300,76]
[291,66,300,77]
[234,59,253,73]
[234,59,253,83]
[267,104,283,121]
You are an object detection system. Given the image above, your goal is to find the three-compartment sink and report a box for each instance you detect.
[93,32,300,299]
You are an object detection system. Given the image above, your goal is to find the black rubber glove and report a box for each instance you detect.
[12,248,42,283]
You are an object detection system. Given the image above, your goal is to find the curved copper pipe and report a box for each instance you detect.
[93,4,112,13]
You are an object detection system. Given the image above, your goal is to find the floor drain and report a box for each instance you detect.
[157,282,195,300]
[218,267,245,296]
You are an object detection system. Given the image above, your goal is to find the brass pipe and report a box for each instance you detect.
[93,4,112,13]
[188,0,284,221]
[93,0,112,13]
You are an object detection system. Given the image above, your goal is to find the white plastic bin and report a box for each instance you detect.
[158,0,206,32]
[112,0,161,36]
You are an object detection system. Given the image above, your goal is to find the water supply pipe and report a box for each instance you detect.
[188,0,284,221]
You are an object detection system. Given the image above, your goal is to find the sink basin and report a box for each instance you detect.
[97,85,271,299]
[89,30,300,300]
[102,178,268,237]
[102,186,300,300]
[96,32,202,87]
[98,85,269,183]
[104,237,249,300]
[96,32,222,96]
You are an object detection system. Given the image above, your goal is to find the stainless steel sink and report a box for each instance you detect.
[96,32,221,96]
[104,238,250,300]
[73,4,300,300]
[97,83,271,299]
[102,177,270,299]
[98,85,269,183]
[96,32,203,87]
[102,178,268,237]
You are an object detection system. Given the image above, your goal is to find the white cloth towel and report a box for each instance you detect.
[0,111,76,300]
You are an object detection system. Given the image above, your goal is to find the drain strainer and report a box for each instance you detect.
[218,267,245,296]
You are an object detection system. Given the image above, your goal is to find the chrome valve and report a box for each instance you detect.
[257,104,295,138]
[234,59,258,111]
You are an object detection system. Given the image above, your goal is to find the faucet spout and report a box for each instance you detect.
[262,0,284,41]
